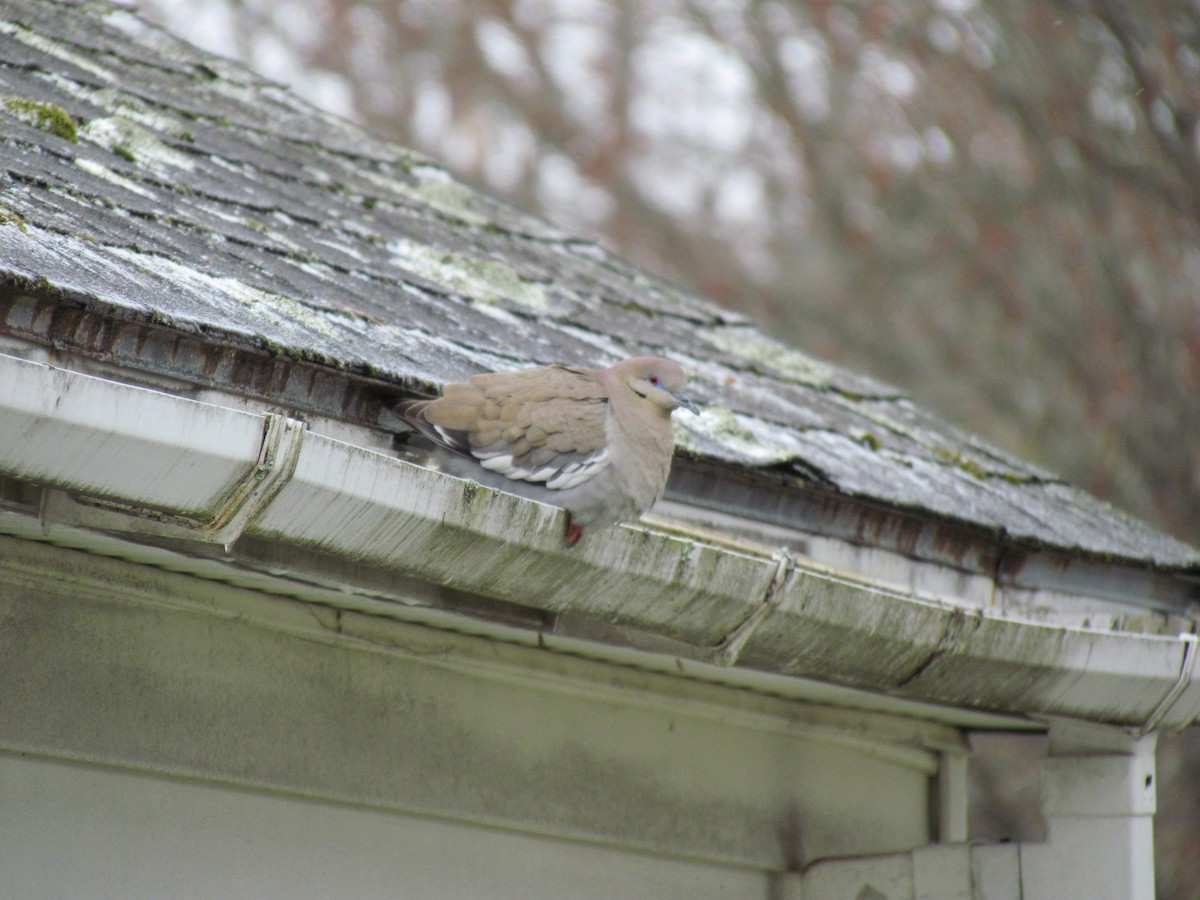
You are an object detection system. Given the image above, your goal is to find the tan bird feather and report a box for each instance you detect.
[397,357,698,544]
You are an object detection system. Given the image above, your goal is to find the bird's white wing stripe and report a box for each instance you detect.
[473,447,610,489]
[480,454,515,472]
[432,425,471,450]
[545,450,608,490]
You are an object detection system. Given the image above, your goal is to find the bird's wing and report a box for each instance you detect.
[401,365,611,491]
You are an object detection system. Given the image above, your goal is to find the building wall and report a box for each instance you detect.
[1,753,768,900]
[0,530,948,895]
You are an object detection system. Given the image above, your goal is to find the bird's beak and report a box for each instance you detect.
[673,392,700,415]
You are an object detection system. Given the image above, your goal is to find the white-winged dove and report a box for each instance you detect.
[397,357,699,544]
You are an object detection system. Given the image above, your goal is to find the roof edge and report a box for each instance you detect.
[5,287,1198,586]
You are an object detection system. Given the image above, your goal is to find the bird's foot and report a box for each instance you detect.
[564,520,583,546]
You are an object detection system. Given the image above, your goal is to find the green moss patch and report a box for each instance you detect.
[1,96,78,142]
[0,206,29,231]
[935,446,991,480]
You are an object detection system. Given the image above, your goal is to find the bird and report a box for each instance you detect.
[396,357,699,545]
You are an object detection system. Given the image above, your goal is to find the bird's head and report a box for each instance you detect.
[613,357,700,415]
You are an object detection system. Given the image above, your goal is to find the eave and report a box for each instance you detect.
[3,348,1197,733]
[4,287,1196,624]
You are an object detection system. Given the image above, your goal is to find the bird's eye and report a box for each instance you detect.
[647,373,661,386]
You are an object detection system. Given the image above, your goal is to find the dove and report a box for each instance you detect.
[397,357,698,544]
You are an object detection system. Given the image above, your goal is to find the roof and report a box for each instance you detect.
[1,0,1196,580]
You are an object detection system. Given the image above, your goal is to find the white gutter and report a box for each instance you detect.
[2,351,1198,731]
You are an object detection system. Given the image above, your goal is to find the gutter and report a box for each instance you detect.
[1,351,1198,731]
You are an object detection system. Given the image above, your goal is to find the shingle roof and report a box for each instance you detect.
[1,0,1197,575]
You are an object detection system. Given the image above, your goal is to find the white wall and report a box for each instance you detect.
[0,531,945,885]
[0,754,767,900]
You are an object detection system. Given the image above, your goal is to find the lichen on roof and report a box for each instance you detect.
[699,327,836,389]
[389,238,549,310]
